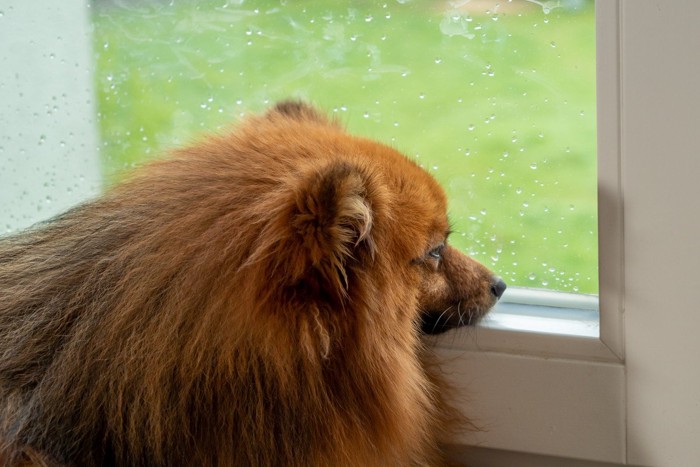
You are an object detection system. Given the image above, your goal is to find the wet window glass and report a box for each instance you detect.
[5,0,598,295]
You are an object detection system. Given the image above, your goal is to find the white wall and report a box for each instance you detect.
[622,1,700,465]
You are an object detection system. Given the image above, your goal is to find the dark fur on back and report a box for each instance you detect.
[0,102,494,466]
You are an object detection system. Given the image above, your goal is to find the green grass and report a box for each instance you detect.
[91,0,598,294]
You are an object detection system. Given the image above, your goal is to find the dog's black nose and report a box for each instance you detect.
[490,277,507,299]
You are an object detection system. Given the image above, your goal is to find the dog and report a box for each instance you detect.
[0,101,505,466]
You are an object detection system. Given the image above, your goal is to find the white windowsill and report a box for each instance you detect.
[486,287,598,338]
[434,287,620,363]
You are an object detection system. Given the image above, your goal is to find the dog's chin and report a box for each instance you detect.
[419,303,496,335]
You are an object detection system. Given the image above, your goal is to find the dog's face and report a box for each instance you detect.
[366,148,507,335]
[415,242,506,334]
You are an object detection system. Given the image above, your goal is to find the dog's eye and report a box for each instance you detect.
[428,244,444,260]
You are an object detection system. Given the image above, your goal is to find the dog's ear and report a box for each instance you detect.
[266,100,339,128]
[284,162,376,303]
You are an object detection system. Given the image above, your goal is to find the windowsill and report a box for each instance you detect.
[487,287,598,338]
[433,287,620,363]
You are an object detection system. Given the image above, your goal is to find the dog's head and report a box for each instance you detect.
[243,101,505,345]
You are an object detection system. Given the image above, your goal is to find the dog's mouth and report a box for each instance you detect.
[420,277,507,335]
[419,304,490,335]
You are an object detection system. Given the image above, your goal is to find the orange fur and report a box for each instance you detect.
[0,101,503,466]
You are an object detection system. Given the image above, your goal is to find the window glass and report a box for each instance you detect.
[91,0,596,294]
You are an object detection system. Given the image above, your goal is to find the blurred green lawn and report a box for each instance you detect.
[91,0,598,294]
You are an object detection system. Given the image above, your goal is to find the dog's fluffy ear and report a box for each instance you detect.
[266,100,339,127]
[285,162,376,303]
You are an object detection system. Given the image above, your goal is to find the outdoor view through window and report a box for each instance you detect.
[91,0,597,295]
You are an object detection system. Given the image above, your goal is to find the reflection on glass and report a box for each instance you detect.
[91,0,597,294]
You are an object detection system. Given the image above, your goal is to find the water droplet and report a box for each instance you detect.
[480,209,487,216]
[529,162,538,170]
[550,41,556,48]
[434,57,442,64]
[418,93,425,100]
[468,124,475,131]
[350,34,358,42]
[515,187,523,194]
[365,14,373,22]
[363,111,369,119]
[528,273,537,281]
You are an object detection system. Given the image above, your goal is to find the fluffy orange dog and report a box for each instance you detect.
[0,102,505,466]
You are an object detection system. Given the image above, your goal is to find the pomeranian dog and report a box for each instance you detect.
[0,101,505,466]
